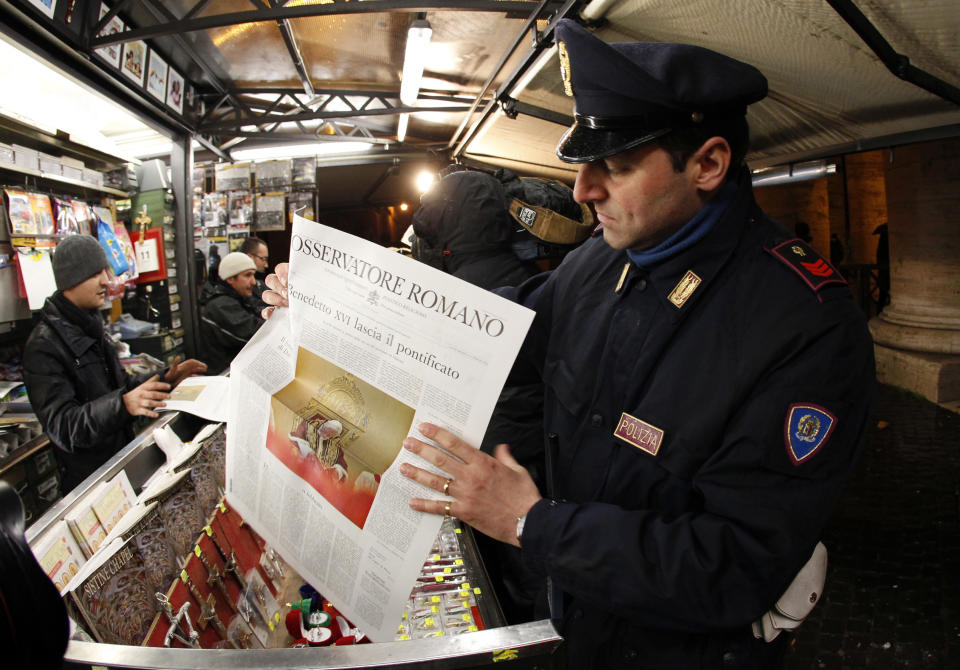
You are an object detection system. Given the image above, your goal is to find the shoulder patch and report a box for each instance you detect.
[766,239,846,292]
[784,403,836,465]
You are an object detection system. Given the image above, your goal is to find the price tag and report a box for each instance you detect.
[204,525,212,536]
[193,545,201,557]
[180,570,188,583]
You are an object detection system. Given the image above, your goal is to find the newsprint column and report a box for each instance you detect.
[869,138,960,405]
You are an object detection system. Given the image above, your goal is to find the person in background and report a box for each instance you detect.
[23,235,206,491]
[397,20,876,669]
[239,236,270,312]
[198,251,264,374]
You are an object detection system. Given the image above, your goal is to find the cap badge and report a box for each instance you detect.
[667,270,702,308]
[784,403,836,465]
[558,41,573,97]
[614,412,664,456]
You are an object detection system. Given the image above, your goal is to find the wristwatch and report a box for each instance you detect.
[515,514,526,546]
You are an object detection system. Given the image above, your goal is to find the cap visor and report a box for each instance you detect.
[556,122,670,163]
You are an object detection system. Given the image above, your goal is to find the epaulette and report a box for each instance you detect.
[765,238,847,292]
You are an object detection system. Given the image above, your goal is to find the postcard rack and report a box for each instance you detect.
[26,408,563,670]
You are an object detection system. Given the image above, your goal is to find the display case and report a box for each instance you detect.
[26,408,563,669]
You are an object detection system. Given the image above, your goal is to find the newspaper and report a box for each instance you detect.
[225,214,534,641]
[160,375,230,421]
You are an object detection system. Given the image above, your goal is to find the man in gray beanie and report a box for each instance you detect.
[198,251,264,374]
[23,234,206,491]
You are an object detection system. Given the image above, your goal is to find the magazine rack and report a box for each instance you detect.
[26,409,564,669]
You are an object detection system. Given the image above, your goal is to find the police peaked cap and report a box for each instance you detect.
[553,18,768,163]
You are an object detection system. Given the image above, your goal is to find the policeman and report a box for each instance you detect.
[399,18,876,669]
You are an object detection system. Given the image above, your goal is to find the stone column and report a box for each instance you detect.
[869,138,960,404]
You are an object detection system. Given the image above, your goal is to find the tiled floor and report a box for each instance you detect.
[783,384,960,669]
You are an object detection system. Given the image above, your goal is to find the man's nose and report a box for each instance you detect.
[573,163,604,203]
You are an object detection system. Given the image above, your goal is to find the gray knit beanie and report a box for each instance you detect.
[53,235,109,290]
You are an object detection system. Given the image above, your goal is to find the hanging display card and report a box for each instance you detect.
[287,190,315,224]
[28,193,55,236]
[121,39,147,85]
[95,4,124,68]
[4,189,36,235]
[215,162,251,191]
[166,68,184,114]
[292,156,317,186]
[16,249,56,310]
[254,192,286,231]
[146,51,168,101]
[254,159,291,189]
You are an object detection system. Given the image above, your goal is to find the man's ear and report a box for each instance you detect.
[691,136,731,193]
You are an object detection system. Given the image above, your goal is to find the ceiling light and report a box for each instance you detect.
[416,170,434,193]
[397,113,409,142]
[400,19,432,106]
[751,160,837,187]
[399,202,409,211]
[230,142,373,161]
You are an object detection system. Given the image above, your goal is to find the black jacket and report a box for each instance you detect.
[412,170,539,291]
[504,176,876,668]
[198,278,264,374]
[22,294,151,491]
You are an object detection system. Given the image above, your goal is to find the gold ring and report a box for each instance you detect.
[444,502,452,516]
[443,478,452,495]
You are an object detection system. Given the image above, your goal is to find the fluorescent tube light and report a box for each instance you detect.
[400,19,432,106]
[230,142,373,161]
[397,113,409,142]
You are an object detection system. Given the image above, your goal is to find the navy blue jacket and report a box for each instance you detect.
[507,178,876,668]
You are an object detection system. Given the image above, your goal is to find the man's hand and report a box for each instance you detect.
[123,375,172,418]
[261,262,290,319]
[164,357,207,388]
[400,423,542,547]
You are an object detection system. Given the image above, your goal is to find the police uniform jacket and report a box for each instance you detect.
[509,177,876,668]
[23,293,156,491]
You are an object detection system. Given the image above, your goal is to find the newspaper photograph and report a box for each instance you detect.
[225,214,534,641]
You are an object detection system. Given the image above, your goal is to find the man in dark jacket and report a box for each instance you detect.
[199,251,264,374]
[399,20,875,669]
[23,235,206,491]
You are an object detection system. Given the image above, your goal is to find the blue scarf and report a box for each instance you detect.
[626,175,740,269]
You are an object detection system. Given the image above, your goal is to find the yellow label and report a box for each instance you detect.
[667,270,702,308]
[180,569,187,583]
[455,528,462,534]
[459,590,470,598]
[462,613,471,621]
[454,559,463,565]
[268,620,275,631]
[432,554,441,561]
[443,567,452,573]
[431,595,441,603]
[435,575,443,582]
[432,605,439,613]
[469,625,478,632]
[400,635,410,641]
[425,617,434,627]
[275,612,281,623]
[493,649,519,662]
[219,501,226,512]
[463,583,470,589]
[193,545,201,557]
[474,587,481,595]
[204,525,212,536]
